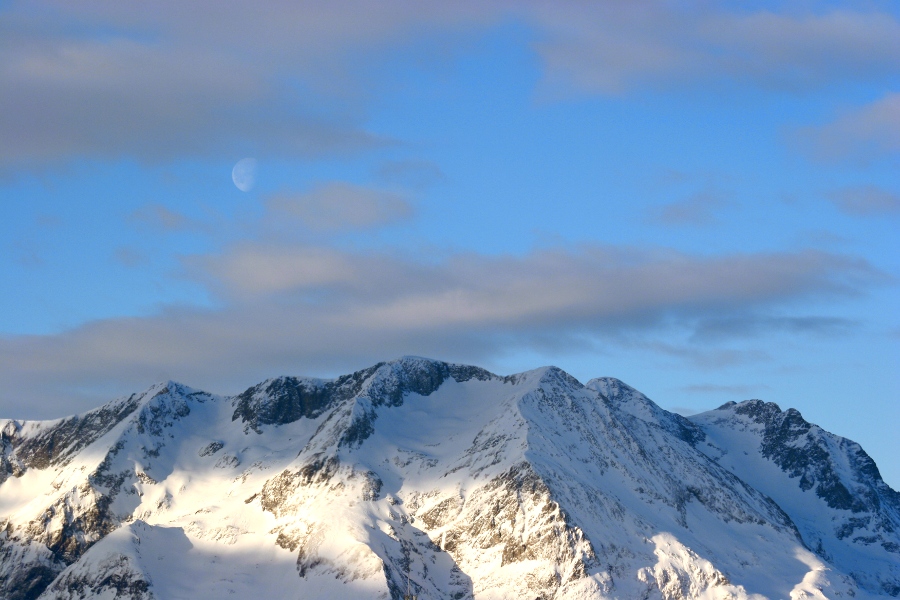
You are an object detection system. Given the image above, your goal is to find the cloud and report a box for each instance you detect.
[4,3,899,170]
[377,159,444,189]
[129,204,197,232]
[10,240,44,268]
[698,10,900,89]
[828,185,900,216]
[532,6,900,95]
[36,214,63,228]
[265,182,414,233]
[691,315,860,342]
[632,340,771,369]
[681,383,768,396]
[0,3,411,169]
[114,247,146,268]
[0,241,883,418]
[191,243,880,319]
[648,190,733,227]
[186,244,364,300]
[795,93,900,162]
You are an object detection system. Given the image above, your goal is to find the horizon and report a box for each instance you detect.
[0,1,897,489]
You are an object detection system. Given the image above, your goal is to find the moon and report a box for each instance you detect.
[232,158,257,192]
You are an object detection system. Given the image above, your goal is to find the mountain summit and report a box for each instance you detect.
[0,357,896,599]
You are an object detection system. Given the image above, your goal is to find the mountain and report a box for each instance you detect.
[690,399,900,596]
[0,357,896,599]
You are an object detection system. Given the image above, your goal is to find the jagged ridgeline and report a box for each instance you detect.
[0,357,897,599]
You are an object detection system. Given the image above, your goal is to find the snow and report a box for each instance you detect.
[0,357,896,599]
[690,403,900,596]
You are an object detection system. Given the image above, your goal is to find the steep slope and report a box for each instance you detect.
[0,382,215,599]
[0,358,894,599]
[690,400,900,596]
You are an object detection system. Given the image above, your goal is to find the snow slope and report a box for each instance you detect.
[0,358,896,599]
[689,400,900,597]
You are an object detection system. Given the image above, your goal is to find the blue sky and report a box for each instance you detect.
[1,1,898,487]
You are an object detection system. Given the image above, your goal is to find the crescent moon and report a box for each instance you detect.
[232,158,257,192]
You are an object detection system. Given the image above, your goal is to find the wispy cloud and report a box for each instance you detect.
[377,159,444,189]
[533,6,900,95]
[795,93,900,163]
[631,340,771,369]
[129,204,199,232]
[681,383,768,396]
[10,240,44,268]
[648,190,733,227]
[691,315,860,342]
[114,247,146,268]
[827,185,900,216]
[265,182,414,233]
[1,1,897,424]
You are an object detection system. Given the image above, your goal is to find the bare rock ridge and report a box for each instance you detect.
[0,356,896,599]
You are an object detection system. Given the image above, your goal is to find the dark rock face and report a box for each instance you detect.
[232,358,498,435]
[0,540,59,600]
[233,377,345,433]
[231,362,391,433]
[198,441,224,457]
[41,554,153,600]
[365,360,495,408]
[699,399,900,595]
[338,359,498,448]
[0,395,142,482]
[730,400,900,520]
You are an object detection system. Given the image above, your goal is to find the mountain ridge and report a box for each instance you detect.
[0,356,896,599]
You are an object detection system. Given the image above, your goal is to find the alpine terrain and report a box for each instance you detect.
[0,357,897,599]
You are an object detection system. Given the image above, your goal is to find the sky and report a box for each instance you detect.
[0,1,898,487]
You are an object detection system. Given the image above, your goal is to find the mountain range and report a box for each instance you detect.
[0,357,897,599]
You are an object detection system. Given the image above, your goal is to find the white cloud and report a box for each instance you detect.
[0,241,883,418]
[186,244,362,299]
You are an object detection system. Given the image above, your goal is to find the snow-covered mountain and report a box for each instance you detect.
[0,357,896,599]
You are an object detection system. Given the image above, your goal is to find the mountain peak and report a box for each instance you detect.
[716,398,784,419]
[1,360,897,599]
[586,376,705,445]
[691,399,900,592]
